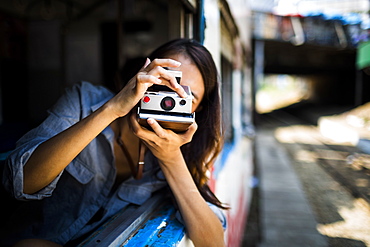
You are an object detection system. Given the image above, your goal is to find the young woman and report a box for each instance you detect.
[2,38,227,246]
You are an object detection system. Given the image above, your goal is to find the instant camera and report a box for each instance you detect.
[137,70,195,132]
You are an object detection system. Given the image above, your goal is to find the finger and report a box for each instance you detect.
[156,69,182,88]
[129,111,149,134]
[129,112,151,140]
[187,121,198,134]
[141,58,151,70]
[181,122,198,143]
[147,118,167,139]
[172,84,187,98]
[143,58,181,72]
[147,68,187,98]
[130,113,162,143]
[137,73,162,85]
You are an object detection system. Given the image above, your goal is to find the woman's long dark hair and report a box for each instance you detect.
[149,39,227,209]
[117,38,227,209]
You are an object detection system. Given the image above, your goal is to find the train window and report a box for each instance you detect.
[221,55,234,142]
[185,12,194,39]
[168,0,197,40]
[104,0,198,91]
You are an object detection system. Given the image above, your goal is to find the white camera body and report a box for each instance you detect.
[137,70,195,132]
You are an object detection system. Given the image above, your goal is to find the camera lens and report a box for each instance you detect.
[160,97,176,111]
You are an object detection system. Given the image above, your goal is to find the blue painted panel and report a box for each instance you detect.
[213,141,235,179]
[124,205,186,246]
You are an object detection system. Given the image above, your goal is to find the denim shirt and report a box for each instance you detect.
[2,82,226,246]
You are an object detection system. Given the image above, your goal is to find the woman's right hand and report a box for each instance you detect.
[107,58,186,119]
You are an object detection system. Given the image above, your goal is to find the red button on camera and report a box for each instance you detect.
[143,96,150,103]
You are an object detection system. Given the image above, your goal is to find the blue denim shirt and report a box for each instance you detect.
[2,82,226,246]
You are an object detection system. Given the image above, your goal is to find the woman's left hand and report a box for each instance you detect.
[129,112,197,163]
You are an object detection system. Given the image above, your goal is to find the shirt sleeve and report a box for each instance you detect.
[2,83,84,201]
[175,202,228,231]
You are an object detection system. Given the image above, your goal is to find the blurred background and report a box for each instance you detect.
[252,0,370,115]
[249,1,370,247]
[1,0,370,246]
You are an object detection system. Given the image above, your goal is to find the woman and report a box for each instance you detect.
[2,38,227,246]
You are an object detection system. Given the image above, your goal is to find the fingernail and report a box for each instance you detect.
[147,118,154,124]
[174,61,181,66]
[144,58,151,68]
[156,78,162,84]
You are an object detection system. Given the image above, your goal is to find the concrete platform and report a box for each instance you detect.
[256,128,327,247]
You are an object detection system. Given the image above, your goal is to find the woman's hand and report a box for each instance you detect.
[107,58,187,119]
[129,112,197,163]
[130,112,225,247]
